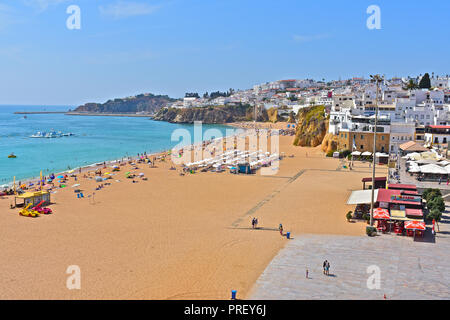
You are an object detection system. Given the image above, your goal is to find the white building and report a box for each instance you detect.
[389,122,416,153]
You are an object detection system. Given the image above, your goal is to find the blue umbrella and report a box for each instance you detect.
[57,175,64,179]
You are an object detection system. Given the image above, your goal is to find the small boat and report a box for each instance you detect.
[8,153,17,158]
[30,131,45,138]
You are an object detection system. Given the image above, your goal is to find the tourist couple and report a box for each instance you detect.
[251,217,259,229]
[323,260,330,276]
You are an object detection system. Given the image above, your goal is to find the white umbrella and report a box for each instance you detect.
[361,151,372,156]
[351,151,362,156]
[375,152,389,157]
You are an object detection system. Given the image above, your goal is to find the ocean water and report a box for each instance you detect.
[0,105,234,184]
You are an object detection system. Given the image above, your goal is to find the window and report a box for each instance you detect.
[361,135,364,139]
[360,145,364,150]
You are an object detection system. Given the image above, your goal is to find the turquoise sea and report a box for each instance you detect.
[0,105,234,185]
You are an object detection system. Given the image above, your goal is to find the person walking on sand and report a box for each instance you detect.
[255,217,258,229]
[279,223,283,235]
[306,268,309,279]
[251,217,256,229]
[326,261,330,276]
[323,260,327,275]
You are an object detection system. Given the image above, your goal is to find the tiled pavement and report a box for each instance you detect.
[250,212,450,300]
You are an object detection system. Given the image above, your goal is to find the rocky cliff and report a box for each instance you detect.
[74,94,176,114]
[153,104,255,124]
[293,105,328,147]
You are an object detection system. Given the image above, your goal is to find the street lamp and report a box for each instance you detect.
[369,74,384,227]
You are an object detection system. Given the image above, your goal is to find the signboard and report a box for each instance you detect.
[390,195,421,203]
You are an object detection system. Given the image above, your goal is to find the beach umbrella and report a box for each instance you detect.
[404,221,426,231]
[351,151,362,156]
[57,175,64,179]
[373,208,390,220]
[71,184,80,188]
[361,151,372,156]
[43,184,52,189]
[139,173,144,176]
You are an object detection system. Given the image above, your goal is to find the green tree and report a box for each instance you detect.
[427,208,442,222]
[405,79,419,90]
[419,73,431,89]
[428,196,445,212]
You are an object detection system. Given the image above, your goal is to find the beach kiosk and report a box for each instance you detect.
[238,163,252,174]
[362,177,387,190]
[15,190,50,208]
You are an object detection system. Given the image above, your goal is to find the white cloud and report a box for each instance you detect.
[292,34,330,43]
[99,1,161,19]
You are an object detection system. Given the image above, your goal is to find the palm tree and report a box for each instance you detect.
[404,79,419,90]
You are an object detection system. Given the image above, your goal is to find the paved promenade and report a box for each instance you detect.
[250,216,450,299]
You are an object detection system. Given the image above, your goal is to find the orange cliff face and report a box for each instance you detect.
[293,105,328,148]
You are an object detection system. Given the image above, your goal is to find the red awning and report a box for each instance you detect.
[388,183,417,190]
[402,190,419,195]
[362,177,387,183]
[377,189,401,202]
[404,221,426,230]
[405,208,423,217]
[391,200,422,206]
[373,208,390,219]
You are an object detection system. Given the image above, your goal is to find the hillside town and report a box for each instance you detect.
[168,74,450,154]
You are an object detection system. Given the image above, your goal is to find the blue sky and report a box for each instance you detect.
[0,0,449,106]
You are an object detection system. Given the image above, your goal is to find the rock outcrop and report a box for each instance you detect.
[321,132,339,154]
[293,105,328,147]
[74,94,176,114]
[153,104,255,124]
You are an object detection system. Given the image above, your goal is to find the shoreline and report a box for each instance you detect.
[1,130,379,299]
[2,127,254,189]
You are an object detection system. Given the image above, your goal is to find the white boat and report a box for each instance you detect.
[30,131,45,138]
[30,130,74,138]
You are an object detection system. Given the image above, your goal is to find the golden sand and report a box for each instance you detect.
[0,135,386,299]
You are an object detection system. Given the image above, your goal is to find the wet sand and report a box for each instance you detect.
[0,134,387,299]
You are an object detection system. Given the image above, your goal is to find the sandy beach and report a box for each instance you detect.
[0,131,387,299]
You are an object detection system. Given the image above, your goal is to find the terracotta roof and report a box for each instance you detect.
[399,141,428,152]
